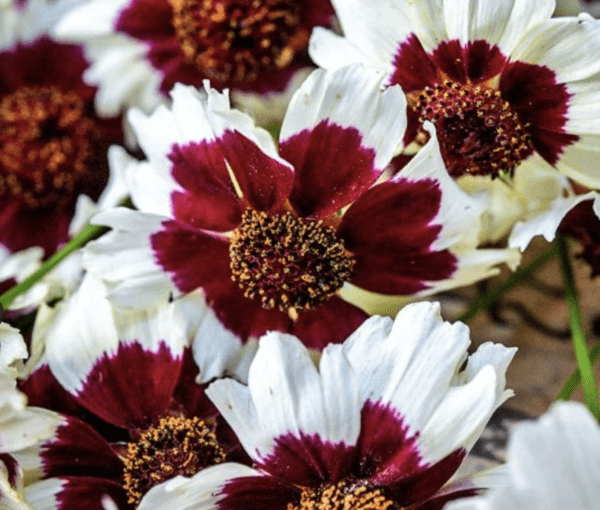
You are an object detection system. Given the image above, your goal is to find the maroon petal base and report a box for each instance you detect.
[292,296,368,350]
[150,219,231,294]
[54,477,128,510]
[357,401,422,486]
[0,196,72,255]
[169,141,242,232]
[499,61,578,165]
[39,417,123,481]
[219,475,297,510]
[218,130,294,213]
[338,179,457,295]
[281,121,379,219]
[19,364,127,442]
[257,433,355,487]
[204,277,293,341]
[71,341,183,429]
[387,450,466,507]
[171,348,217,419]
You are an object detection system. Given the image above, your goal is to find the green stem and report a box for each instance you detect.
[557,340,600,400]
[457,244,557,323]
[556,234,600,418]
[0,223,107,310]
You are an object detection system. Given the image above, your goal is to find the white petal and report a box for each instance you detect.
[0,324,27,375]
[444,0,554,55]
[447,402,600,510]
[172,293,248,384]
[510,15,600,83]
[309,28,381,71]
[281,65,407,169]
[23,478,62,510]
[85,37,163,117]
[53,0,126,40]
[418,366,498,463]
[328,0,416,65]
[458,158,570,244]
[344,303,469,431]
[566,76,600,133]
[505,402,600,510]
[83,208,177,308]
[556,135,600,188]
[509,191,600,250]
[456,342,517,409]
[430,247,521,294]
[344,302,515,464]
[207,333,361,461]
[138,463,261,510]
[0,408,63,453]
[44,274,118,396]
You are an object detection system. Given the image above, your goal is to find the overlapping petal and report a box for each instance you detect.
[44,274,187,428]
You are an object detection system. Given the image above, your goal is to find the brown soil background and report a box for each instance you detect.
[439,237,600,418]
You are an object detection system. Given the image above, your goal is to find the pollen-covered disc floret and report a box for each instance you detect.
[229,210,355,313]
[288,481,399,510]
[414,80,533,179]
[171,0,309,83]
[0,85,94,208]
[122,416,226,506]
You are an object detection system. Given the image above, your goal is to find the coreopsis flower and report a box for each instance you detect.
[84,64,517,348]
[53,0,335,119]
[446,401,600,510]
[0,0,126,257]
[310,0,600,248]
[134,302,516,510]
[0,274,252,509]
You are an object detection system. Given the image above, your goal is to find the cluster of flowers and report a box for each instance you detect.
[0,0,600,508]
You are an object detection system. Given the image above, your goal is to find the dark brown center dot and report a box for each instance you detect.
[122,416,226,506]
[0,86,94,208]
[288,481,399,510]
[170,0,308,83]
[229,210,355,315]
[414,80,534,179]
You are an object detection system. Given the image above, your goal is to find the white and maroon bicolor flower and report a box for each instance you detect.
[0,0,126,257]
[84,64,517,348]
[310,0,600,225]
[135,301,516,510]
[54,0,334,118]
[0,274,252,509]
[446,401,600,510]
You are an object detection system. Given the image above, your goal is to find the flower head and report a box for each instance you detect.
[84,64,517,347]
[446,401,600,510]
[0,0,125,256]
[0,274,252,508]
[310,0,600,248]
[312,0,600,184]
[54,0,335,117]
[136,302,516,510]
